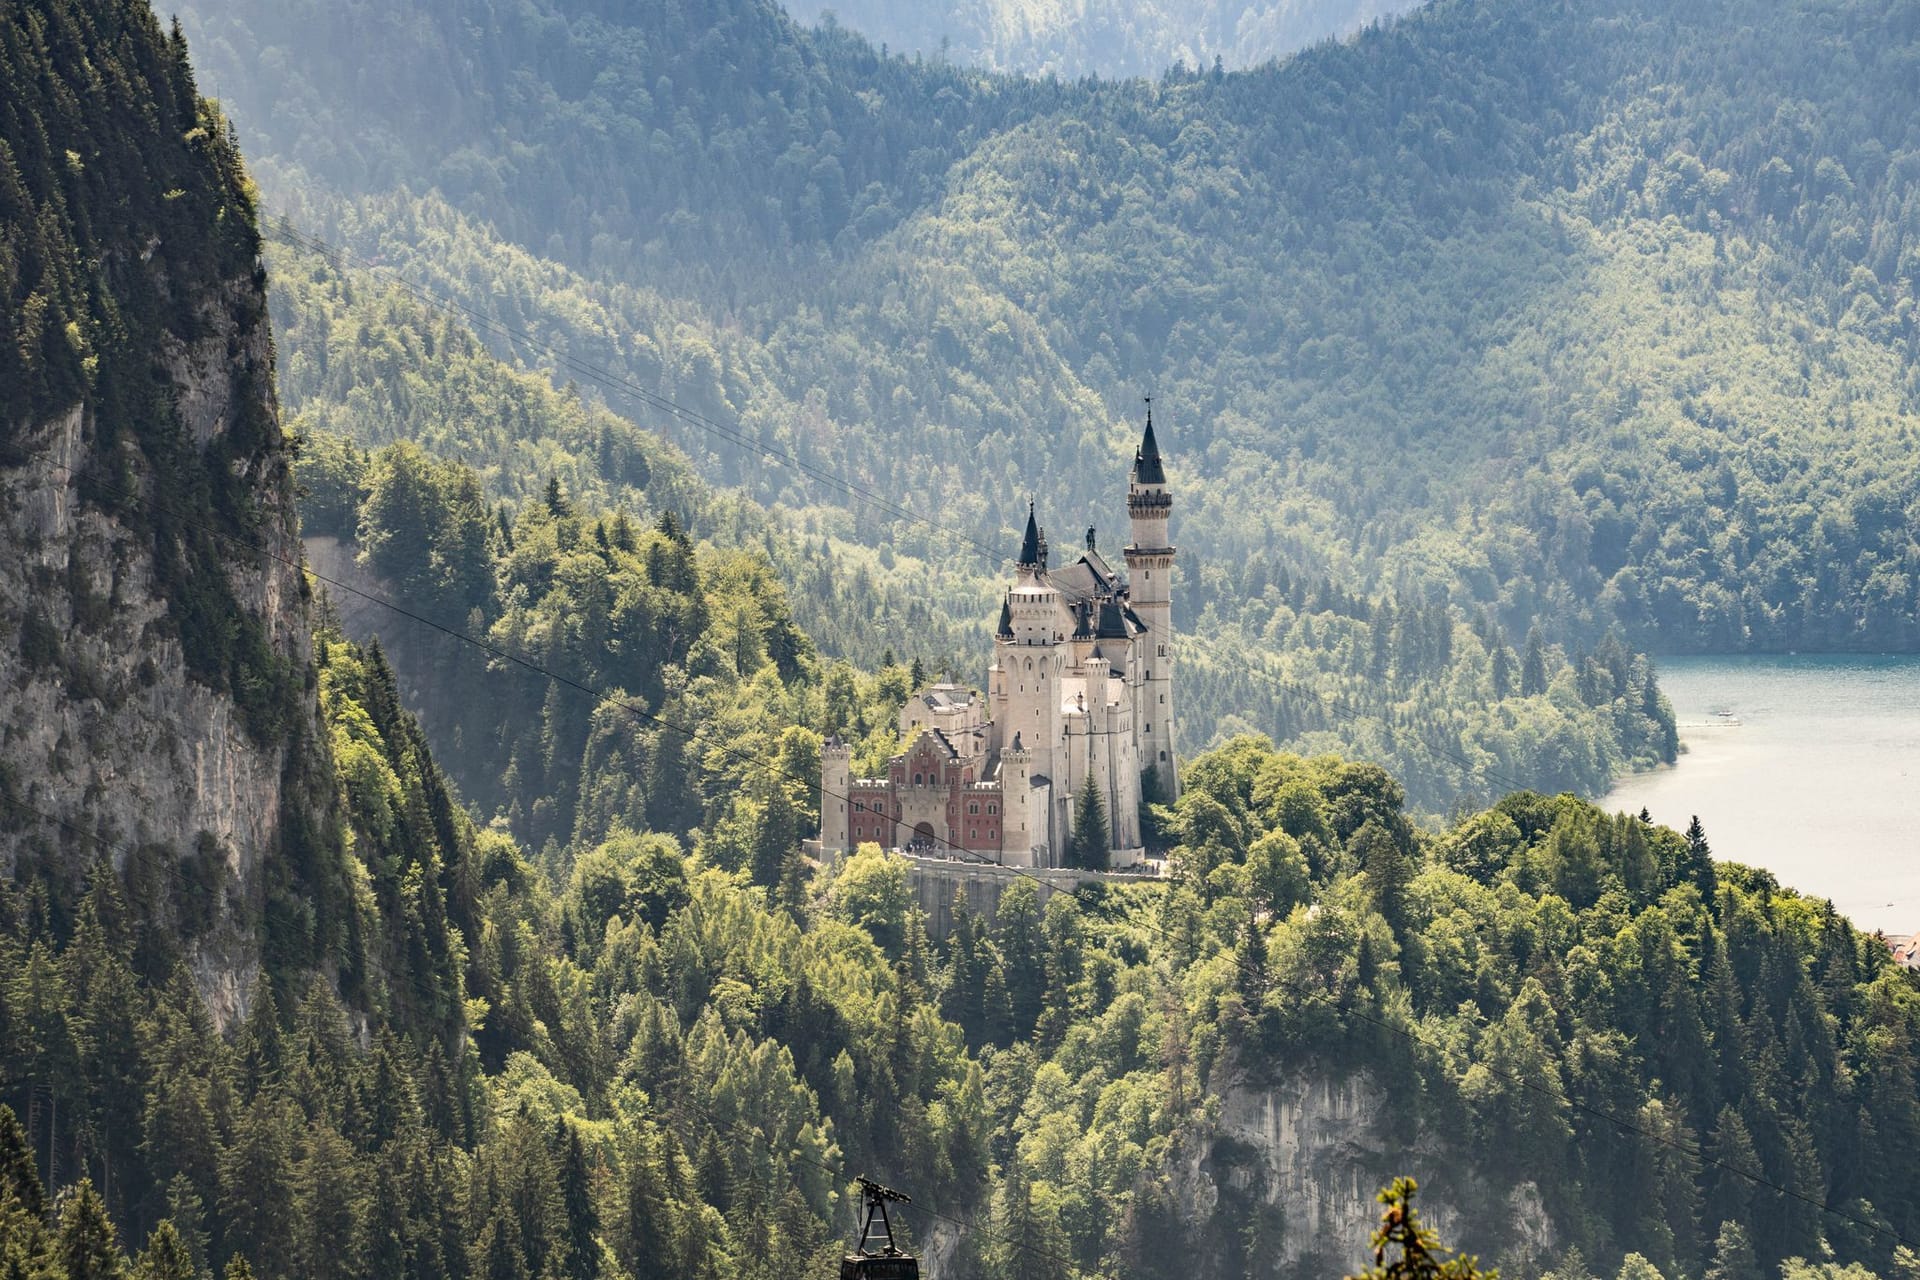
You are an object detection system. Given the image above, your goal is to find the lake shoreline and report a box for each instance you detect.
[1600,654,1920,938]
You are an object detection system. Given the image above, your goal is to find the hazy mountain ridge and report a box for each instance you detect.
[175,0,1920,667]
[786,0,1427,79]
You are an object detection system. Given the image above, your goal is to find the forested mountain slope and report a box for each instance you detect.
[782,0,1426,78]
[272,227,1675,827]
[179,0,1920,662]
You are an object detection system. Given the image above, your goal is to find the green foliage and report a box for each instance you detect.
[1,0,259,431]
[1348,1178,1492,1280]
[1157,732,1920,1276]
[264,223,983,682]
[7,642,1920,1280]
[307,439,901,850]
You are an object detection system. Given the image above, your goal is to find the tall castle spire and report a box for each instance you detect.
[1017,500,1047,570]
[1133,397,1166,486]
[1124,398,1178,801]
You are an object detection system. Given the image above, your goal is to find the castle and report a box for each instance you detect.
[821,409,1179,867]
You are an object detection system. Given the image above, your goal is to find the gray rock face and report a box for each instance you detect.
[1176,1061,1554,1275]
[0,277,318,1029]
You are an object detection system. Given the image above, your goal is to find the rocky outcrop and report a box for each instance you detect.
[0,277,321,1028]
[1177,1061,1555,1276]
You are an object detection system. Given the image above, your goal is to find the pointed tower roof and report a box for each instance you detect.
[1132,399,1166,486]
[997,596,1014,638]
[1017,501,1046,569]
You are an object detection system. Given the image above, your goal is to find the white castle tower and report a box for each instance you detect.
[819,406,1178,865]
[998,505,1068,858]
[1124,402,1179,801]
[820,738,852,852]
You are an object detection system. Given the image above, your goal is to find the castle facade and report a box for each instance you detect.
[821,411,1179,867]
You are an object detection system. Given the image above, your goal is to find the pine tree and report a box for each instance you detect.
[133,1221,197,1280]
[776,845,810,917]
[237,977,283,1101]
[614,1126,678,1280]
[988,1156,1069,1280]
[751,785,798,890]
[1490,639,1515,699]
[1521,625,1549,696]
[995,880,1047,1039]
[1234,911,1269,1006]
[1702,1220,1760,1280]
[1068,773,1110,870]
[1703,1107,1761,1234]
[0,1107,49,1279]
[161,1175,210,1275]
[0,1106,43,1218]
[294,1121,366,1280]
[557,1121,602,1280]
[57,1181,124,1280]
[1679,815,1719,896]
[1356,820,1415,933]
[219,1096,298,1278]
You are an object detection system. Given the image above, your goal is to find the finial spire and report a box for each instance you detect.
[1133,399,1166,486]
[1018,501,1045,569]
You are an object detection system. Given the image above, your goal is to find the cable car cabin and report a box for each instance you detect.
[843,1254,919,1280]
[843,1177,921,1280]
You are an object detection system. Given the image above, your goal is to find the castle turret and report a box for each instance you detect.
[1124,402,1179,801]
[999,733,1041,867]
[1001,503,1069,851]
[821,737,853,855]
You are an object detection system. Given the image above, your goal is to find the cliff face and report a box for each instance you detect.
[1178,1062,1555,1276]
[1,0,334,1023]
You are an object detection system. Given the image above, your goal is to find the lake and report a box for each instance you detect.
[1599,654,1920,939]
